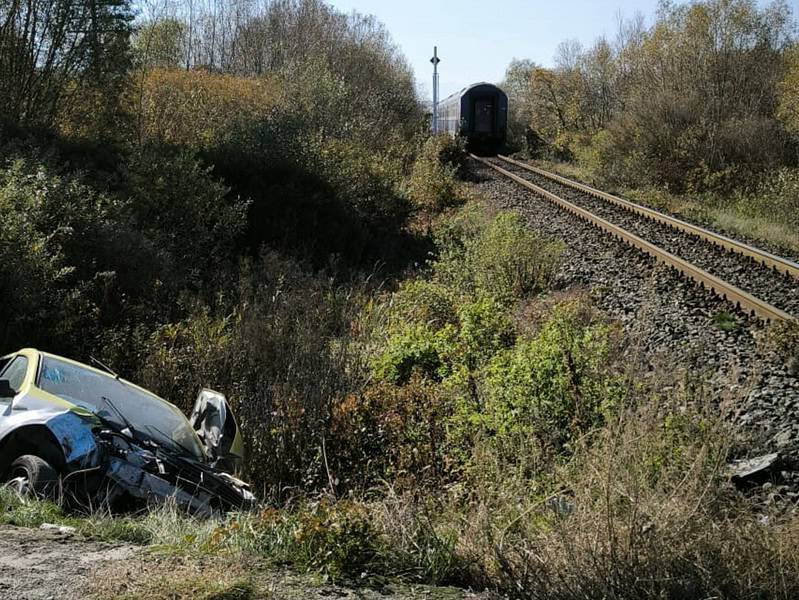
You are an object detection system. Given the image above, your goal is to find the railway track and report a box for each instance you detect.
[470,153,799,324]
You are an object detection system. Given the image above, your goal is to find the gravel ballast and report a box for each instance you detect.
[492,158,799,319]
[469,160,799,487]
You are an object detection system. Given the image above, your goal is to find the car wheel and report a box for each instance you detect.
[5,455,59,498]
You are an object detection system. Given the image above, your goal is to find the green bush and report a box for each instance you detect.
[734,167,799,230]
[359,203,576,483]
[479,301,624,456]
[386,279,460,331]
[452,295,516,374]
[434,209,562,302]
[372,323,455,385]
[315,138,413,261]
[0,158,129,353]
[408,135,464,216]
[278,501,381,580]
[122,148,248,281]
[210,115,418,267]
[372,207,547,389]
[329,375,452,488]
[158,500,382,582]
[469,212,562,302]
[431,201,491,259]
[0,137,249,357]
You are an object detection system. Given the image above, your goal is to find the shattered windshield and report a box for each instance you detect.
[38,356,205,460]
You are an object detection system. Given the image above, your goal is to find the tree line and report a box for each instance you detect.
[503,0,798,194]
[0,0,425,397]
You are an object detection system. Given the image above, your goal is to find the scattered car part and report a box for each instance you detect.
[730,452,781,488]
[190,388,244,473]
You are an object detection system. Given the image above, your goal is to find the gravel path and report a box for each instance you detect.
[469,160,799,478]
[491,158,799,318]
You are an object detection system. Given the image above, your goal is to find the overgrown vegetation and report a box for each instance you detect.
[2,0,799,598]
[6,178,799,596]
[502,0,799,249]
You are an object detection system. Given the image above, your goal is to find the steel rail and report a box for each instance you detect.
[471,154,795,323]
[496,154,799,281]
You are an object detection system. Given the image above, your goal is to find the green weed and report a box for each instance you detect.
[712,310,739,332]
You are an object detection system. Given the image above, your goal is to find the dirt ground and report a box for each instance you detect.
[0,525,492,600]
[93,555,494,600]
[0,525,136,600]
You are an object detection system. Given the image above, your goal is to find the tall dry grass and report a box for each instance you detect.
[369,391,799,598]
[480,404,798,598]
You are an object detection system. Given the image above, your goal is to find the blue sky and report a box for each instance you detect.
[327,0,781,99]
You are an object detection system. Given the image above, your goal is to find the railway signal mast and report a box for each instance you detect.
[431,46,440,134]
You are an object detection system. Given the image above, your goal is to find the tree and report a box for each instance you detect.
[506,0,796,190]
[779,44,799,138]
[134,18,186,69]
[612,0,794,189]
[501,59,538,152]
[579,37,617,131]
[0,0,134,126]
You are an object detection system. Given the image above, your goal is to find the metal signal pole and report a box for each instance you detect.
[431,47,440,134]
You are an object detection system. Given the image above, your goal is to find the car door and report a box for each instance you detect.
[189,389,244,473]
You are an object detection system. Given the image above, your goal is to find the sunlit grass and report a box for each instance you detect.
[534,159,799,255]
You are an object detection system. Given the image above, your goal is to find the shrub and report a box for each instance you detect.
[386,279,460,331]
[408,135,464,216]
[135,68,279,148]
[122,147,248,281]
[361,203,568,481]
[469,212,563,302]
[135,252,366,495]
[481,397,799,600]
[372,323,455,385]
[433,209,562,303]
[431,201,492,260]
[314,138,413,261]
[478,300,624,456]
[0,139,248,357]
[734,167,799,230]
[208,113,418,267]
[157,500,381,582]
[0,157,137,353]
[330,377,451,489]
[278,500,380,580]
[452,295,516,375]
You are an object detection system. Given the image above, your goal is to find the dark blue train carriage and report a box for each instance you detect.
[436,82,508,152]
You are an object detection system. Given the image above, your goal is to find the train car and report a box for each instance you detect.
[436,82,508,152]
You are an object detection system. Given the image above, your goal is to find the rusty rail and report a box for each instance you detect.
[471,154,795,323]
[497,154,799,281]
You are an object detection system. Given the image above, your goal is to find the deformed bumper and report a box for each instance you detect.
[90,432,255,516]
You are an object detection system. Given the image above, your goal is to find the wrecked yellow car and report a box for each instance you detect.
[0,348,254,515]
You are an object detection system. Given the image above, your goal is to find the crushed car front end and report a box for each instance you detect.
[95,427,255,516]
[0,349,255,516]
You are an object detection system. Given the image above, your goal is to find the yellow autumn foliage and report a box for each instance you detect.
[135,68,280,147]
[778,45,799,137]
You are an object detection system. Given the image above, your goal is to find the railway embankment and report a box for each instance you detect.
[469,158,799,490]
